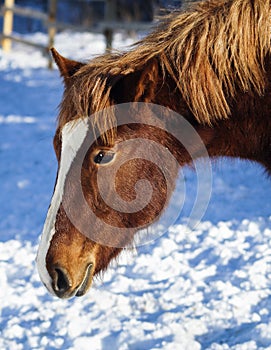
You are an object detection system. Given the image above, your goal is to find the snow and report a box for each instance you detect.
[0,31,271,349]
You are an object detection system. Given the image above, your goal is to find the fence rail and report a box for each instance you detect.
[0,0,154,68]
[1,5,48,21]
[0,33,49,51]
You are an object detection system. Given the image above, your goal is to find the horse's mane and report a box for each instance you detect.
[59,0,271,142]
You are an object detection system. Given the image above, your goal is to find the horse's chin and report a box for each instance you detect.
[53,280,92,299]
[75,286,90,297]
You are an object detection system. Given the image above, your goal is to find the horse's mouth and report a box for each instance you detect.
[75,263,93,297]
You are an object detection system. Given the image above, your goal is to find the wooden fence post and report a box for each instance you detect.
[2,0,14,52]
[47,0,57,69]
[105,0,117,50]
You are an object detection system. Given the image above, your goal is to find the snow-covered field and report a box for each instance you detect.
[1,31,271,350]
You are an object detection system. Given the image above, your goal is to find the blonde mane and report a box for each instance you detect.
[59,0,271,140]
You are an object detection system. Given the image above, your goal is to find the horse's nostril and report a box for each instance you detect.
[54,267,71,294]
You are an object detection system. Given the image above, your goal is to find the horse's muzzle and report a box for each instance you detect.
[50,262,93,298]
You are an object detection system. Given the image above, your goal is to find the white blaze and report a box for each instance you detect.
[36,118,89,295]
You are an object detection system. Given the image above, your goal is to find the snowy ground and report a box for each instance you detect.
[0,31,271,350]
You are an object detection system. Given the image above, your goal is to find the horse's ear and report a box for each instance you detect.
[51,48,85,84]
[135,59,159,102]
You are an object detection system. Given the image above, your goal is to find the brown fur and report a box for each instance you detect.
[41,0,271,298]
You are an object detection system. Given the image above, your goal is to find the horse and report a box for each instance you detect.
[37,0,271,299]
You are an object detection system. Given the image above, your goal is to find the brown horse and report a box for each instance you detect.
[37,0,271,299]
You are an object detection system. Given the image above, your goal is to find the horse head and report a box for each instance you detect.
[37,50,186,298]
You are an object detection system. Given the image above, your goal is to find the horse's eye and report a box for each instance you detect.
[93,151,115,165]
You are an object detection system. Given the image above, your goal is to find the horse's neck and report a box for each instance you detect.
[199,92,271,170]
[151,75,271,171]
